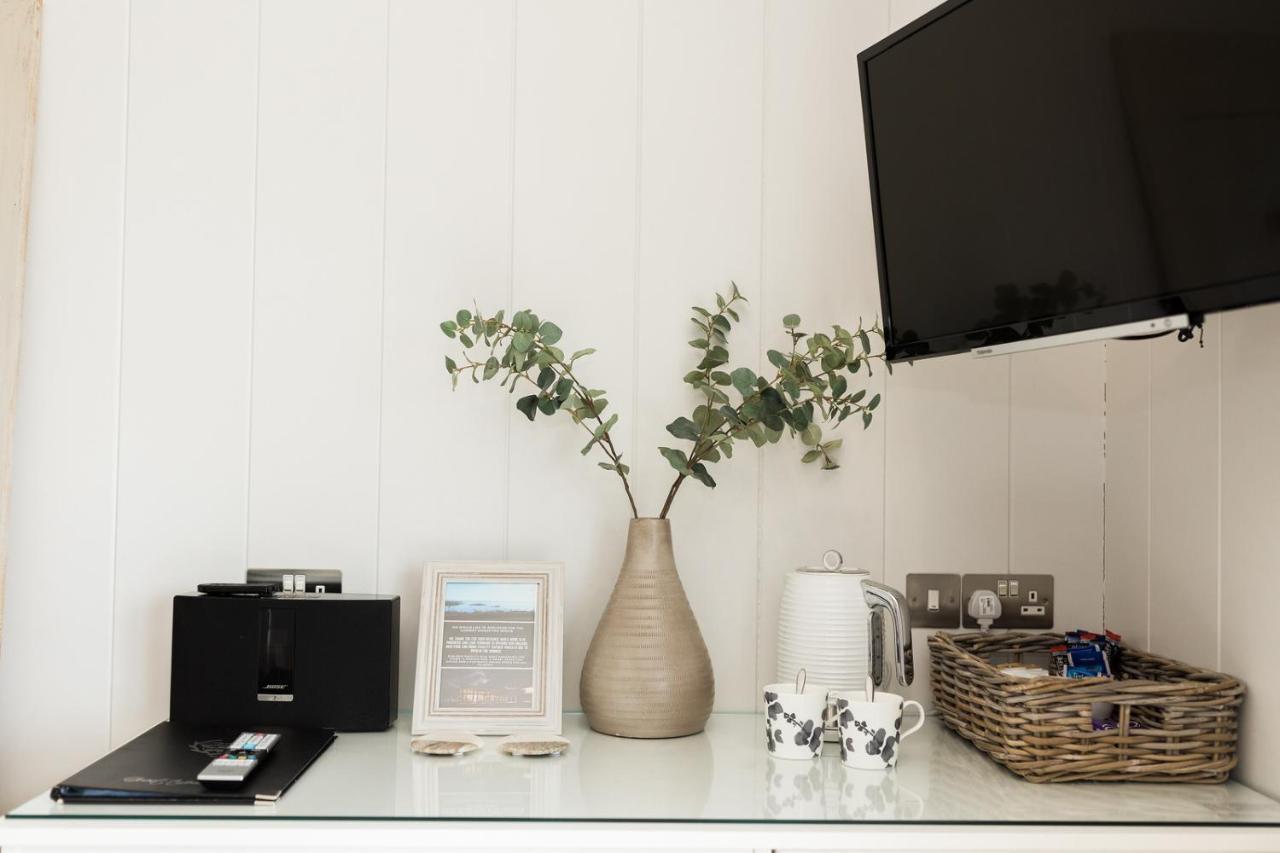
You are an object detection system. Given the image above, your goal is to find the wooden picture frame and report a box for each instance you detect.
[412,561,563,735]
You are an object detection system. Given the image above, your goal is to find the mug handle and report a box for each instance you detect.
[899,699,926,740]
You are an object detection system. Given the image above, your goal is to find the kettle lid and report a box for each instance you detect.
[796,549,870,575]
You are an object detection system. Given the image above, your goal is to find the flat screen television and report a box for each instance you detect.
[859,0,1280,361]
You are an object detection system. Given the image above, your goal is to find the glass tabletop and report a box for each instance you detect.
[8,713,1280,825]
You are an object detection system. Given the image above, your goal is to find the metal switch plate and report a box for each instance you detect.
[961,574,1054,629]
[247,568,343,594]
[906,573,962,628]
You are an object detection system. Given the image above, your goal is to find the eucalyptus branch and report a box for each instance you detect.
[441,285,890,521]
[657,294,886,518]
[442,308,639,518]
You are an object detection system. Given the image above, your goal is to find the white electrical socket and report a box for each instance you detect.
[967,589,1002,632]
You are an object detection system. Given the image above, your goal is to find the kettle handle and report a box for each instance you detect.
[861,580,915,687]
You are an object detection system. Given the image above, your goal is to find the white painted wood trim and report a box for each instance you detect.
[0,0,43,647]
[2,818,1279,852]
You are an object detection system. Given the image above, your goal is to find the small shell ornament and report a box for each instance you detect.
[410,731,483,756]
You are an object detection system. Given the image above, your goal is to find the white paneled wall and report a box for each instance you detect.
[1,0,1109,810]
[1103,304,1280,800]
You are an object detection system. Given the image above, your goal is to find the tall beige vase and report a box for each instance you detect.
[580,518,714,738]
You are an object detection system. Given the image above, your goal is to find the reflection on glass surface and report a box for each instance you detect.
[577,725,713,819]
[411,749,560,818]
[759,756,926,821]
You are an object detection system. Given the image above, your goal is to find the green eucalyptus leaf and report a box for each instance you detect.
[730,367,757,397]
[513,331,534,352]
[483,357,500,380]
[598,462,615,471]
[767,349,790,370]
[711,371,732,386]
[444,355,458,374]
[858,329,871,352]
[659,446,692,474]
[801,449,823,464]
[516,394,538,421]
[689,462,716,488]
[538,321,563,345]
[689,339,709,349]
[456,309,472,326]
[760,386,787,415]
[792,406,810,431]
[536,367,555,390]
[782,313,801,329]
[440,320,458,338]
[868,393,881,411]
[570,347,596,362]
[801,423,823,446]
[538,396,557,415]
[666,417,701,442]
[863,411,873,429]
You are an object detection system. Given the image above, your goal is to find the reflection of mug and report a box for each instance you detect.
[832,690,924,770]
[762,756,828,819]
[762,683,826,760]
[831,762,925,820]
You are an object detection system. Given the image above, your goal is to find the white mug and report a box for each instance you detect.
[832,690,924,770]
[762,683,826,760]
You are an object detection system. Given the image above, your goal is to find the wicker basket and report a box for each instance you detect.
[929,632,1244,783]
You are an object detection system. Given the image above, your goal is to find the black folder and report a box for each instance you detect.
[51,721,335,805]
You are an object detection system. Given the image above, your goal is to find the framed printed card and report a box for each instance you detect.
[412,561,563,735]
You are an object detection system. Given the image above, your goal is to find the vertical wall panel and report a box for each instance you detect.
[757,0,889,696]
[247,0,388,588]
[1147,319,1219,669]
[633,0,763,711]
[109,0,259,745]
[884,355,1010,707]
[889,0,939,29]
[508,0,640,712]
[1221,303,1280,800]
[1102,340,1151,647]
[381,0,515,707]
[1009,344,1105,632]
[0,0,128,811]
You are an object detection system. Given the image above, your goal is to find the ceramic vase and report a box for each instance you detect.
[579,518,714,738]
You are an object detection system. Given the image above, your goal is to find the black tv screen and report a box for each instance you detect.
[859,0,1280,360]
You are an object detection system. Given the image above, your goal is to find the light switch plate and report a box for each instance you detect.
[961,574,1054,629]
[906,573,962,628]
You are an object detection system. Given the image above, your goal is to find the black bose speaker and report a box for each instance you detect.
[170,593,399,731]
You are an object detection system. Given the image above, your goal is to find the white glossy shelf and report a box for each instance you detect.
[6,712,1280,827]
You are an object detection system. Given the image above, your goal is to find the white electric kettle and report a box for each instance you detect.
[775,550,914,717]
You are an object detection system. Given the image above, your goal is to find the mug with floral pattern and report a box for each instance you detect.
[831,690,924,770]
[761,683,827,760]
